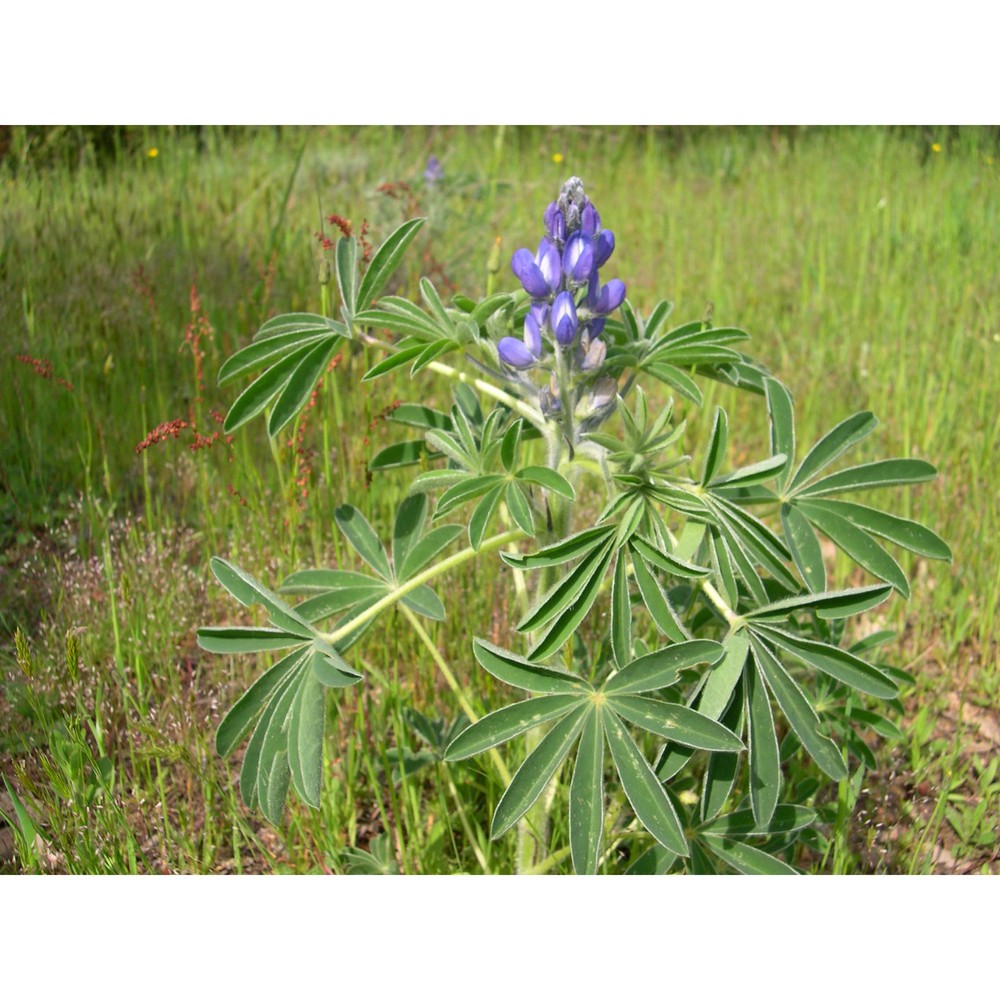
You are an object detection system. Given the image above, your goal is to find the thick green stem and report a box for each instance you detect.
[317,528,525,646]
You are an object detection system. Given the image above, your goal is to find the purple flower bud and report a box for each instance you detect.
[562,232,594,282]
[543,202,565,243]
[551,291,579,346]
[581,203,601,238]
[498,336,538,369]
[529,301,549,331]
[594,229,615,267]
[512,239,562,298]
[589,317,606,338]
[511,248,551,298]
[592,278,626,315]
[536,239,561,293]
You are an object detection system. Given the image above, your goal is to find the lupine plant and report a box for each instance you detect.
[198,177,950,874]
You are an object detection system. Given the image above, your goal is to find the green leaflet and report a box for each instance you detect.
[491,706,589,838]
[604,710,689,857]
[752,623,897,698]
[210,557,312,638]
[218,327,331,385]
[746,583,893,622]
[798,500,910,596]
[607,695,744,751]
[788,410,878,492]
[797,458,937,498]
[528,541,616,660]
[215,647,308,758]
[604,640,724,695]
[569,708,605,875]
[197,627,307,655]
[287,666,326,808]
[798,498,951,561]
[334,505,392,580]
[472,639,590,695]
[267,335,342,437]
[700,804,817,838]
[700,836,799,875]
[781,502,827,593]
[765,377,795,493]
[610,551,632,669]
[701,407,729,485]
[746,656,781,828]
[356,218,426,311]
[444,694,581,760]
[397,524,464,581]
[222,341,316,434]
[751,636,848,781]
[698,631,749,721]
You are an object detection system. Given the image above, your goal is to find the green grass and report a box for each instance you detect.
[1,125,996,874]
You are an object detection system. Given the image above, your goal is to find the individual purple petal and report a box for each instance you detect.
[589,317,606,338]
[593,278,626,314]
[562,232,594,282]
[581,203,601,238]
[537,238,562,293]
[498,336,538,369]
[551,291,578,346]
[594,229,615,268]
[529,301,549,330]
[523,312,543,357]
[511,248,551,298]
[544,203,565,243]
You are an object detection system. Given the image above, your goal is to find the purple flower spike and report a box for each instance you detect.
[551,291,579,346]
[592,278,626,315]
[498,337,539,369]
[562,232,594,282]
[594,229,615,268]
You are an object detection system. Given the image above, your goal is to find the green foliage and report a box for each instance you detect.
[6,126,988,876]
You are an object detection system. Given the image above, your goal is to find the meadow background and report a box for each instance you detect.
[0,124,996,874]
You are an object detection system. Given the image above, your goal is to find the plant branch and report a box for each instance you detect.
[317,528,525,646]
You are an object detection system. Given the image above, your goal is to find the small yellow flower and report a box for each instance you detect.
[147,147,159,159]
[931,143,941,153]
[552,152,564,165]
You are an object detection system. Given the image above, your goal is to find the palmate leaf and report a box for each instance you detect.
[451,638,728,869]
